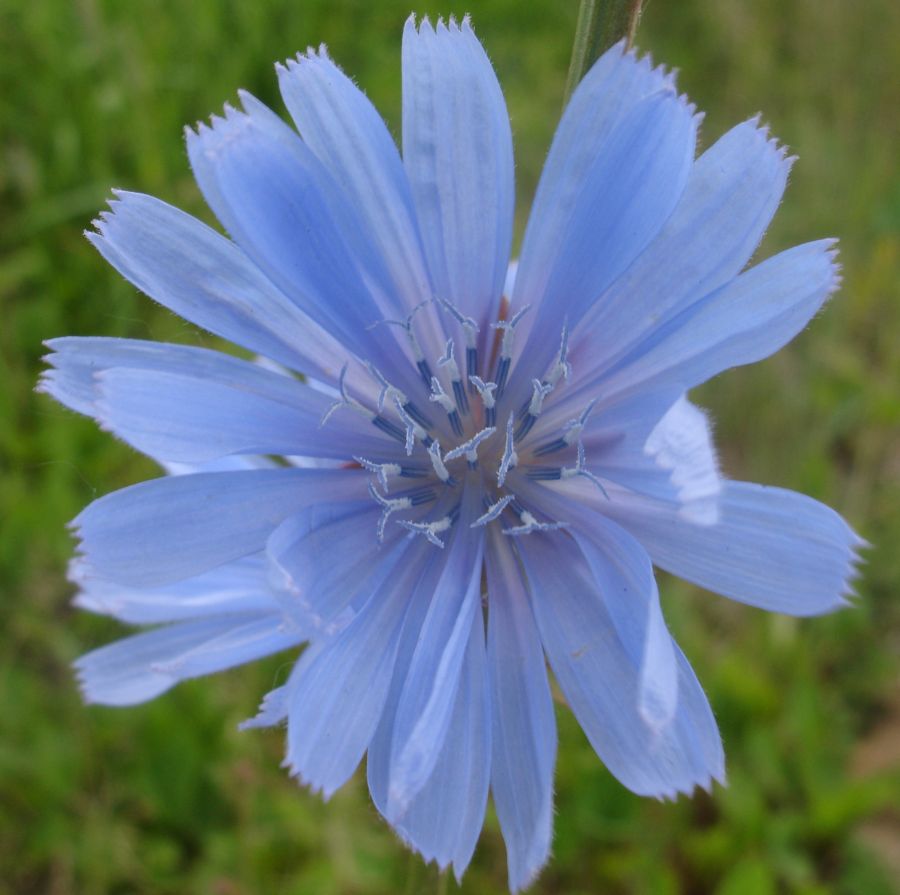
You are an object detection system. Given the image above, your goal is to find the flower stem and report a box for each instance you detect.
[563,0,644,105]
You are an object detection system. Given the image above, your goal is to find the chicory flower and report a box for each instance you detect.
[41,16,862,891]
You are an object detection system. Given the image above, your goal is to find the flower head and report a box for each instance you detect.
[41,15,863,891]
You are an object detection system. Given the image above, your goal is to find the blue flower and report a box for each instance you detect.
[41,16,863,891]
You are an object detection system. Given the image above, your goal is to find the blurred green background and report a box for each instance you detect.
[2,0,899,892]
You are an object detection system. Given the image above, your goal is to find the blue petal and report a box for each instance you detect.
[71,554,279,624]
[41,337,392,462]
[386,489,486,817]
[85,191,343,381]
[186,97,414,386]
[580,395,721,524]
[75,612,304,706]
[601,240,841,396]
[73,468,368,587]
[401,16,514,337]
[485,530,556,892]
[518,532,723,798]
[277,49,437,333]
[389,606,491,879]
[606,481,865,616]
[266,501,409,633]
[562,505,679,735]
[571,117,793,382]
[283,540,435,799]
[512,87,699,391]
[512,41,675,338]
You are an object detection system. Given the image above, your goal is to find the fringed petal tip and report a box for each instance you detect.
[404,12,475,38]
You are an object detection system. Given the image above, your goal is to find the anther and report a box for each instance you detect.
[367,362,407,413]
[534,398,598,456]
[438,298,480,387]
[368,301,433,388]
[355,457,401,491]
[498,413,518,487]
[393,396,431,455]
[429,376,463,437]
[437,339,469,415]
[515,379,554,441]
[368,482,413,541]
[427,440,455,486]
[398,514,454,549]
[470,376,497,427]
[444,426,496,468]
[546,321,572,388]
[471,494,514,527]
[561,440,610,499]
[321,364,406,443]
[503,509,569,537]
[490,304,531,398]
[519,322,571,417]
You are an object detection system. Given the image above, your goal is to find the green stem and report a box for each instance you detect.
[563,0,645,105]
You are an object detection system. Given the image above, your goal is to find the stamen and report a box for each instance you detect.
[437,339,469,415]
[498,413,518,487]
[368,301,432,388]
[444,426,496,468]
[427,440,455,485]
[546,321,572,388]
[516,379,554,441]
[398,513,455,548]
[393,396,431,455]
[354,457,401,491]
[392,484,438,506]
[321,364,406,443]
[470,376,497,427]
[429,376,463,437]
[503,509,569,537]
[490,304,530,397]
[525,466,563,481]
[533,398,598,456]
[519,322,571,416]
[471,493,514,527]
[561,440,610,499]
[367,362,406,413]
[439,298,480,386]
[368,482,413,541]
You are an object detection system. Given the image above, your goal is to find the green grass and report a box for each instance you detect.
[3,0,900,892]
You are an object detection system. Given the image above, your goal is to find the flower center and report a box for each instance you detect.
[322,299,608,547]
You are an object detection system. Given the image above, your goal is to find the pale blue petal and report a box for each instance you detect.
[41,337,393,464]
[601,240,841,396]
[572,117,793,380]
[240,682,291,730]
[485,530,556,892]
[386,490,486,818]
[95,363,389,463]
[563,505,679,735]
[606,481,864,616]
[266,502,408,633]
[278,49,435,323]
[519,533,723,797]
[402,16,513,335]
[367,554,442,813]
[512,88,698,391]
[71,554,279,624]
[511,42,673,342]
[390,606,491,879]
[75,612,304,706]
[186,98,412,385]
[73,468,367,587]
[85,191,343,380]
[579,396,721,524]
[283,540,433,798]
